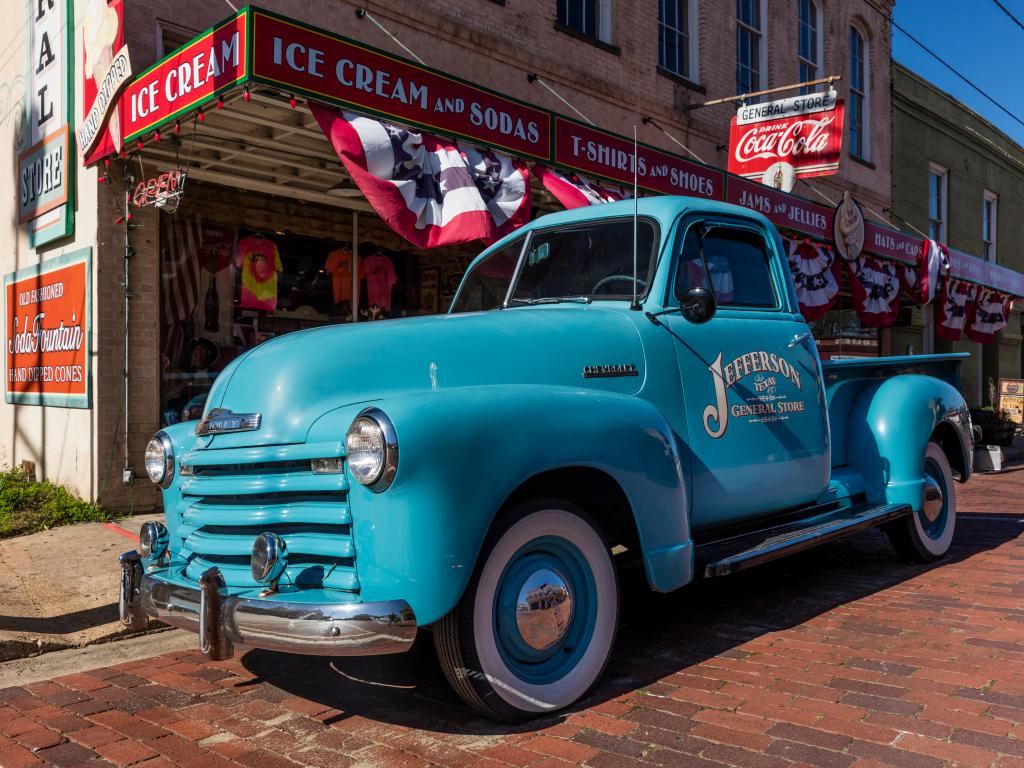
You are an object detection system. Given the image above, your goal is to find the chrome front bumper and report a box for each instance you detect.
[119,552,416,659]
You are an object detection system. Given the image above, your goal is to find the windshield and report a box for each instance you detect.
[450,218,658,312]
[511,219,657,303]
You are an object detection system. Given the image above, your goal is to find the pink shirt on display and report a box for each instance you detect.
[363,253,397,311]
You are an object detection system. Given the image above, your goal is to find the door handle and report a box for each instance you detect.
[788,331,812,348]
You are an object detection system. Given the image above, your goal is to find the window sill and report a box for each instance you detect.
[553,22,621,55]
[850,154,875,169]
[656,66,706,94]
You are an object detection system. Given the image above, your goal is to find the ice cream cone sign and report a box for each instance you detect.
[79,0,131,162]
[832,191,865,262]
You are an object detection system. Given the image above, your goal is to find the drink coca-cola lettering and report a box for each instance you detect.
[728,98,845,183]
[733,116,836,165]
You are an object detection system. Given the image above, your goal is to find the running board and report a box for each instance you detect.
[695,502,912,578]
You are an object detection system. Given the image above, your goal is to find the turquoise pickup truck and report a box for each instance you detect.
[121,196,973,721]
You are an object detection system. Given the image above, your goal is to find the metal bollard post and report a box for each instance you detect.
[118,551,147,630]
[199,567,234,660]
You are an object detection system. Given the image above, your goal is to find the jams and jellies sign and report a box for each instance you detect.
[729,91,844,187]
[122,12,247,143]
[249,9,551,160]
[727,176,832,240]
[553,117,722,198]
[4,249,91,408]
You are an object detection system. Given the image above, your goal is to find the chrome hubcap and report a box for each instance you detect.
[922,474,944,523]
[515,568,573,651]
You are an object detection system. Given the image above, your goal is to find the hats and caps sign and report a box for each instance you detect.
[17,0,74,247]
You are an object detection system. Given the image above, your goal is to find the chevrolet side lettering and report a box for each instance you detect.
[121,197,972,722]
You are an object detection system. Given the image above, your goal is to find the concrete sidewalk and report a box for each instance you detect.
[0,514,164,661]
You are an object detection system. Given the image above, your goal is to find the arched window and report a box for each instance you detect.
[849,25,870,160]
[798,0,822,93]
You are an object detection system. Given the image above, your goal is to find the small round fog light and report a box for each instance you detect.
[251,532,287,584]
[139,521,169,561]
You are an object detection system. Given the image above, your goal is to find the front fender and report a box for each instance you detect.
[846,375,971,509]
[307,385,690,625]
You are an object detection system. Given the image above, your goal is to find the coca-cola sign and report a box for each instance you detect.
[729,93,845,187]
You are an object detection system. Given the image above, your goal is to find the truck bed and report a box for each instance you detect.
[822,353,969,468]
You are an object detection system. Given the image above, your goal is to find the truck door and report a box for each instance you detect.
[660,218,830,534]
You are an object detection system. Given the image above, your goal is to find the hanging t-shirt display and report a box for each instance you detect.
[363,252,397,311]
[324,248,365,304]
[846,255,901,328]
[237,235,283,311]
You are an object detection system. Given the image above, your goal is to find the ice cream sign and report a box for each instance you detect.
[78,0,131,160]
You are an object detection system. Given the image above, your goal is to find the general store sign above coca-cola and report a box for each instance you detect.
[728,92,844,187]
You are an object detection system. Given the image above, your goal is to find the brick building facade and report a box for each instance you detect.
[9,0,1014,511]
[891,64,1024,407]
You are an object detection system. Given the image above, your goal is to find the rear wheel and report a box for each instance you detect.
[434,501,618,722]
[887,441,957,562]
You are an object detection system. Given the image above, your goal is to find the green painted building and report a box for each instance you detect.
[891,64,1024,408]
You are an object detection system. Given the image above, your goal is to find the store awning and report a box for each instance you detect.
[111,6,1024,298]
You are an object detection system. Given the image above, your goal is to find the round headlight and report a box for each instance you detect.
[139,521,169,561]
[251,532,288,584]
[345,408,398,491]
[144,432,174,488]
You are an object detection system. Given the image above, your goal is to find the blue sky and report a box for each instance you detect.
[892,0,1024,147]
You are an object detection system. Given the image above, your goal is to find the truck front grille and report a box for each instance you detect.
[176,441,357,592]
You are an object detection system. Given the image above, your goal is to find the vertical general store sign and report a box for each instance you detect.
[18,0,74,246]
[4,249,91,408]
[728,91,844,190]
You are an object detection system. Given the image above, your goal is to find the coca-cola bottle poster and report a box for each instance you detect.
[195,223,236,347]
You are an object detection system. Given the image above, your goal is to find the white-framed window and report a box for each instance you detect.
[557,0,613,44]
[736,0,767,96]
[929,163,948,243]
[849,25,870,160]
[983,190,998,262]
[659,0,699,81]
[797,0,822,93]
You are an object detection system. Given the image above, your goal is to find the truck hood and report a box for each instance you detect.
[203,306,647,446]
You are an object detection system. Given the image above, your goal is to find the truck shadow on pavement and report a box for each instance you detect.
[240,511,1023,736]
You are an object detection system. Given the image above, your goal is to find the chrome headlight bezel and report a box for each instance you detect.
[251,532,288,584]
[144,432,175,489]
[139,521,169,561]
[345,408,398,492]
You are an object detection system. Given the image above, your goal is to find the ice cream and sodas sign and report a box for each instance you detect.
[4,251,90,407]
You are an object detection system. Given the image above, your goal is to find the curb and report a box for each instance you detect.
[0,620,169,663]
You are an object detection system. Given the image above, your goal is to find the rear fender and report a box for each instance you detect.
[846,375,971,509]
[308,385,691,625]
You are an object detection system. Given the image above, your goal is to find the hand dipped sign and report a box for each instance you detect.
[4,249,91,408]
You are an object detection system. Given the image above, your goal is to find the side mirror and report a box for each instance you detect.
[680,286,716,324]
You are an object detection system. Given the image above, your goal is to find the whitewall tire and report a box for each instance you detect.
[434,501,619,722]
[887,441,957,562]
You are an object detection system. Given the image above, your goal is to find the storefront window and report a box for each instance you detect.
[508,219,658,303]
[159,213,413,426]
[808,307,880,360]
[450,238,523,313]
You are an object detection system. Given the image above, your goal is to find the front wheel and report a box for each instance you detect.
[434,501,619,722]
[887,441,957,562]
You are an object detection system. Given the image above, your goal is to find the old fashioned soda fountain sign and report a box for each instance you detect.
[728,91,844,191]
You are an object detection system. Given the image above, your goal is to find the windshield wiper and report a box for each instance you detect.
[508,296,593,306]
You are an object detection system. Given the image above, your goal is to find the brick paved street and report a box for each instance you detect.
[2,470,1023,768]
